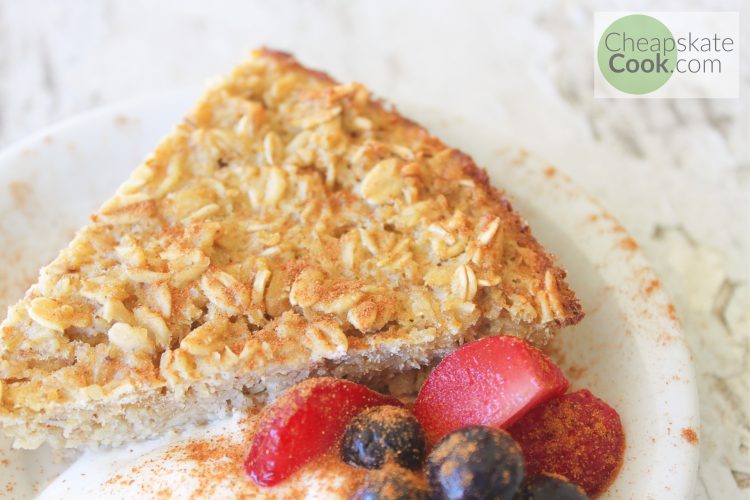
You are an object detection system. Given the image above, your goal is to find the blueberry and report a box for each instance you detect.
[515,473,588,499]
[341,405,426,470]
[351,465,430,500]
[427,426,525,500]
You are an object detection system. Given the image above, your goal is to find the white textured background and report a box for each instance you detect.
[0,0,748,498]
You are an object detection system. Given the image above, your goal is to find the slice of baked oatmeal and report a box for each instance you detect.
[0,49,582,448]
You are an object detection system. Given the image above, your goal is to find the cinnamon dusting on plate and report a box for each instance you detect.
[644,279,660,295]
[681,428,698,445]
[619,237,639,252]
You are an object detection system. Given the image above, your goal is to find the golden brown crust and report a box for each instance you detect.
[0,48,582,448]
[258,47,582,325]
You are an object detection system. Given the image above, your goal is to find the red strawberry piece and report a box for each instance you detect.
[413,335,568,444]
[508,389,625,497]
[244,377,402,486]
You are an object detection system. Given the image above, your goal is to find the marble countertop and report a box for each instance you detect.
[0,0,747,498]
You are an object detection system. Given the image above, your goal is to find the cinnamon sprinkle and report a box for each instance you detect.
[681,428,698,445]
[619,237,639,251]
[644,279,660,295]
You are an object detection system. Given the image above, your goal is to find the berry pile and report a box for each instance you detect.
[244,335,625,498]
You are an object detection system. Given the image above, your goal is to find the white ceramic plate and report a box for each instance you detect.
[0,92,699,499]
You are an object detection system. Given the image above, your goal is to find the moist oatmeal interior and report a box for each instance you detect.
[0,48,582,448]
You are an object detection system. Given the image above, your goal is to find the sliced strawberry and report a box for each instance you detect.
[244,377,402,486]
[413,335,568,444]
[508,389,625,497]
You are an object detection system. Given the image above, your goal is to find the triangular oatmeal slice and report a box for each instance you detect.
[0,49,582,448]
